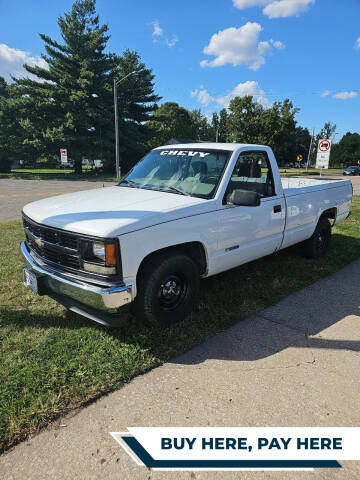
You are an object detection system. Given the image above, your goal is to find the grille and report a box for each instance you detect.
[23,215,81,271]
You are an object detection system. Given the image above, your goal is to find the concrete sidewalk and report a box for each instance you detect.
[1,260,360,480]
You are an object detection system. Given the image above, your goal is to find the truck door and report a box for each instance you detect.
[215,150,286,273]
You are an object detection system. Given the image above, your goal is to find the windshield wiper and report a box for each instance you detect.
[162,186,190,196]
[118,179,139,188]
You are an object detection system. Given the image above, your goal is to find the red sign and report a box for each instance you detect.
[318,139,331,152]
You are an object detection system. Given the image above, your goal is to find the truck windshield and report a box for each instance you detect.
[119,148,231,199]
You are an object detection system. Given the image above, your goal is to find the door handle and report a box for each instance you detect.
[273,205,282,213]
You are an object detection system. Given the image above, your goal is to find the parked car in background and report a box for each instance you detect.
[343,166,360,176]
[59,160,74,169]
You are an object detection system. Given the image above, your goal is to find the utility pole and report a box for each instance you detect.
[306,127,315,172]
[113,71,137,180]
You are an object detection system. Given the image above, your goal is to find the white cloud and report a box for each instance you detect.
[233,0,315,18]
[191,81,270,109]
[0,43,47,82]
[270,39,285,49]
[320,90,331,97]
[217,80,270,107]
[263,0,314,18]
[354,37,360,49]
[166,35,179,48]
[233,0,269,7]
[332,91,358,100]
[191,87,214,106]
[151,20,163,38]
[150,21,179,47]
[200,22,283,70]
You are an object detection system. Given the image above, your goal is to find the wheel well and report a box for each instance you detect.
[137,242,207,278]
[320,207,337,225]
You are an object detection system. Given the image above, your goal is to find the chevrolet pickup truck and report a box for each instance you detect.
[21,143,352,327]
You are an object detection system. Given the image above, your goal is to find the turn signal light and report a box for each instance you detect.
[105,243,116,266]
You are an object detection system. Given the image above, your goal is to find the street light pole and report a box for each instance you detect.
[113,79,120,179]
[306,127,315,173]
[113,71,137,180]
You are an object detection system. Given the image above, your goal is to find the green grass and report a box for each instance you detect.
[1,198,359,452]
[279,167,344,176]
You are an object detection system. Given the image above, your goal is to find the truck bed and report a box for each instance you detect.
[281,176,350,195]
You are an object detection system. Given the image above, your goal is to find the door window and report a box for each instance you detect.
[225,150,275,200]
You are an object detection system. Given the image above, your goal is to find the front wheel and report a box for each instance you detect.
[302,216,332,259]
[132,252,200,327]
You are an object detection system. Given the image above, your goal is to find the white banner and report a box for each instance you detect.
[111,427,360,471]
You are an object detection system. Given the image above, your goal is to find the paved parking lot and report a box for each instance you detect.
[0,175,359,223]
[0,178,117,222]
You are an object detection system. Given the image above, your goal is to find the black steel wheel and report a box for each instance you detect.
[133,252,200,327]
[302,216,332,259]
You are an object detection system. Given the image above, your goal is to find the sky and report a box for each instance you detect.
[0,0,359,141]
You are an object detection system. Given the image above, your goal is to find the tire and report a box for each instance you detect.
[302,216,332,259]
[132,252,200,327]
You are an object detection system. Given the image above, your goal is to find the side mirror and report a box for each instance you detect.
[227,189,261,207]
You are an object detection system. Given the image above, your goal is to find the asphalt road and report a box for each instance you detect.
[0,178,117,222]
[1,259,360,479]
[0,175,359,223]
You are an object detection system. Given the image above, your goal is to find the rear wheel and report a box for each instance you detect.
[302,216,332,259]
[132,252,200,327]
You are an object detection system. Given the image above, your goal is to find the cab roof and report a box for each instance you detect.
[153,142,269,152]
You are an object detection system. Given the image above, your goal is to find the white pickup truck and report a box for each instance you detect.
[21,143,352,327]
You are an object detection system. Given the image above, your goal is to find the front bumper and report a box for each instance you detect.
[20,241,134,326]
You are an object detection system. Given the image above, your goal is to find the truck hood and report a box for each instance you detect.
[22,186,213,237]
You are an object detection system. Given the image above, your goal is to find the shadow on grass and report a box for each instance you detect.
[2,233,360,365]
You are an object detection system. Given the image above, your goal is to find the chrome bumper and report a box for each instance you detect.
[20,241,133,326]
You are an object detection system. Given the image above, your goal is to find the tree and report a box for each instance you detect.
[112,49,161,172]
[226,96,265,144]
[211,108,228,142]
[225,96,304,166]
[190,109,213,141]
[13,0,159,173]
[330,132,360,167]
[319,121,337,140]
[147,102,196,148]
[311,121,337,165]
[0,77,17,172]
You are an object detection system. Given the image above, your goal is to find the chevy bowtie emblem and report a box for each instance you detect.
[35,237,44,248]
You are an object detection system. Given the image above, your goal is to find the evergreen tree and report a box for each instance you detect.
[14,0,159,173]
[0,77,17,172]
[112,50,160,172]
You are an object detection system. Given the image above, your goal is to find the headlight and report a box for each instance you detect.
[81,239,118,275]
[93,241,106,261]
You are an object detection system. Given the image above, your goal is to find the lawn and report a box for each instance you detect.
[1,198,359,453]
[0,167,116,182]
[279,167,344,176]
[0,167,345,182]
